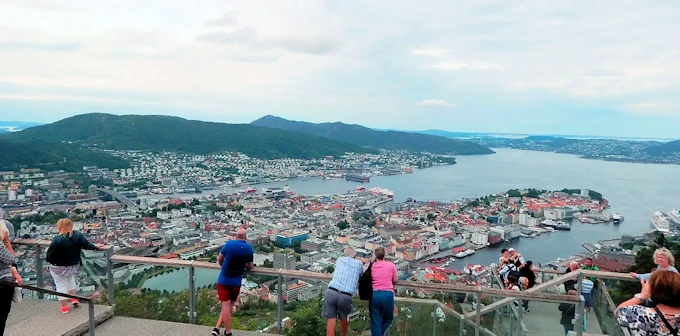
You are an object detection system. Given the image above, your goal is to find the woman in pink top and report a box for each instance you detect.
[370,247,397,336]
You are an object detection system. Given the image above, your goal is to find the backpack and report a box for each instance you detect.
[518,276,529,290]
[358,262,373,300]
[507,264,521,280]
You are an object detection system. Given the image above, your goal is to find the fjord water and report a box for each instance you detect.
[144,149,680,290]
[242,148,679,267]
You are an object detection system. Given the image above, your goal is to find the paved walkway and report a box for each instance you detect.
[6,298,113,336]
[522,301,602,336]
[95,317,276,336]
[6,299,274,336]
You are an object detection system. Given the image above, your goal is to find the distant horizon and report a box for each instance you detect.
[1,113,676,142]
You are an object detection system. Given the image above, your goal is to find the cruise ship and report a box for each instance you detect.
[454,249,476,258]
[369,187,395,198]
[651,211,671,232]
[612,213,623,224]
[668,209,680,225]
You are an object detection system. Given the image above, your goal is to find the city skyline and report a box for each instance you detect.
[2,1,680,138]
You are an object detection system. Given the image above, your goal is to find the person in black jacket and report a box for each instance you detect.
[46,218,106,314]
[559,290,578,335]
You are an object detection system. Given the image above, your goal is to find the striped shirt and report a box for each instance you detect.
[328,257,364,295]
[581,279,594,294]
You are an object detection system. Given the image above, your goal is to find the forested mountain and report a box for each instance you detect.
[3,113,371,159]
[251,115,494,155]
[0,139,129,171]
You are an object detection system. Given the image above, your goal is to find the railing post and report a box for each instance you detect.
[188,262,196,324]
[106,247,115,307]
[35,244,44,299]
[575,272,584,336]
[432,308,437,336]
[88,300,96,336]
[515,299,523,336]
[475,285,482,336]
[459,313,466,335]
[575,294,585,336]
[277,269,284,335]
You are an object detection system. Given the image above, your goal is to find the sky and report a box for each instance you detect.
[1,1,679,138]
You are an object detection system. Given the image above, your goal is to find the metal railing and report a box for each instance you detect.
[0,279,98,336]
[13,239,638,336]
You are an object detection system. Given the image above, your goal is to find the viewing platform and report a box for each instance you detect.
[9,239,635,336]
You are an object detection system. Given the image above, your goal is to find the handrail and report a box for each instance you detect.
[0,279,98,336]
[12,239,644,336]
[112,255,582,303]
[597,280,632,336]
[0,279,92,302]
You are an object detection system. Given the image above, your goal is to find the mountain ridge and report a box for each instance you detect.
[251,115,495,155]
[2,113,371,159]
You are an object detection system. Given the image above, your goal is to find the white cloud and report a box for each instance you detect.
[411,49,449,58]
[426,62,499,71]
[1,1,679,136]
[414,99,457,107]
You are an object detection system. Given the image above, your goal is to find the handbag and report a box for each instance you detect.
[12,287,23,303]
[654,305,679,336]
[358,262,373,300]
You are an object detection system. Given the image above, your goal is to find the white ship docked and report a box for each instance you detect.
[651,211,670,232]
[668,209,680,225]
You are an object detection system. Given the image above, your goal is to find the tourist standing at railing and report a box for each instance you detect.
[630,248,678,281]
[498,249,511,282]
[616,270,680,336]
[558,290,578,335]
[581,278,594,313]
[370,247,397,336]
[322,247,365,336]
[45,218,106,314]
[581,257,600,283]
[0,210,16,256]
[0,221,23,336]
[563,261,580,293]
[215,228,254,336]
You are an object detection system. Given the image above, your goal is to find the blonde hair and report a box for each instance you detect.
[57,218,74,237]
[654,248,675,266]
[0,222,8,241]
[344,247,357,258]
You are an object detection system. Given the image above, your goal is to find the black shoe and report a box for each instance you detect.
[224,331,232,336]
[211,328,219,336]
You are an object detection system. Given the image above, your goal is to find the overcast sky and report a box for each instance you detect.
[1,1,679,138]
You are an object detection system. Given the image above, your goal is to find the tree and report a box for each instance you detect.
[655,233,667,248]
[336,220,349,230]
[285,299,325,336]
[326,265,335,274]
[427,213,437,221]
[262,259,274,268]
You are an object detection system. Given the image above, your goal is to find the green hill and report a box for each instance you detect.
[0,139,129,171]
[251,115,495,155]
[645,140,680,157]
[2,113,369,159]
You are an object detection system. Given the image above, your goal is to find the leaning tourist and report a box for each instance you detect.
[498,249,511,282]
[322,247,365,336]
[215,228,254,336]
[581,278,594,313]
[46,218,106,314]
[564,261,580,293]
[370,247,397,336]
[558,290,578,335]
[0,210,16,256]
[617,271,680,335]
[508,248,526,270]
[0,222,22,335]
[581,257,600,283]
[630,247,678,281]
